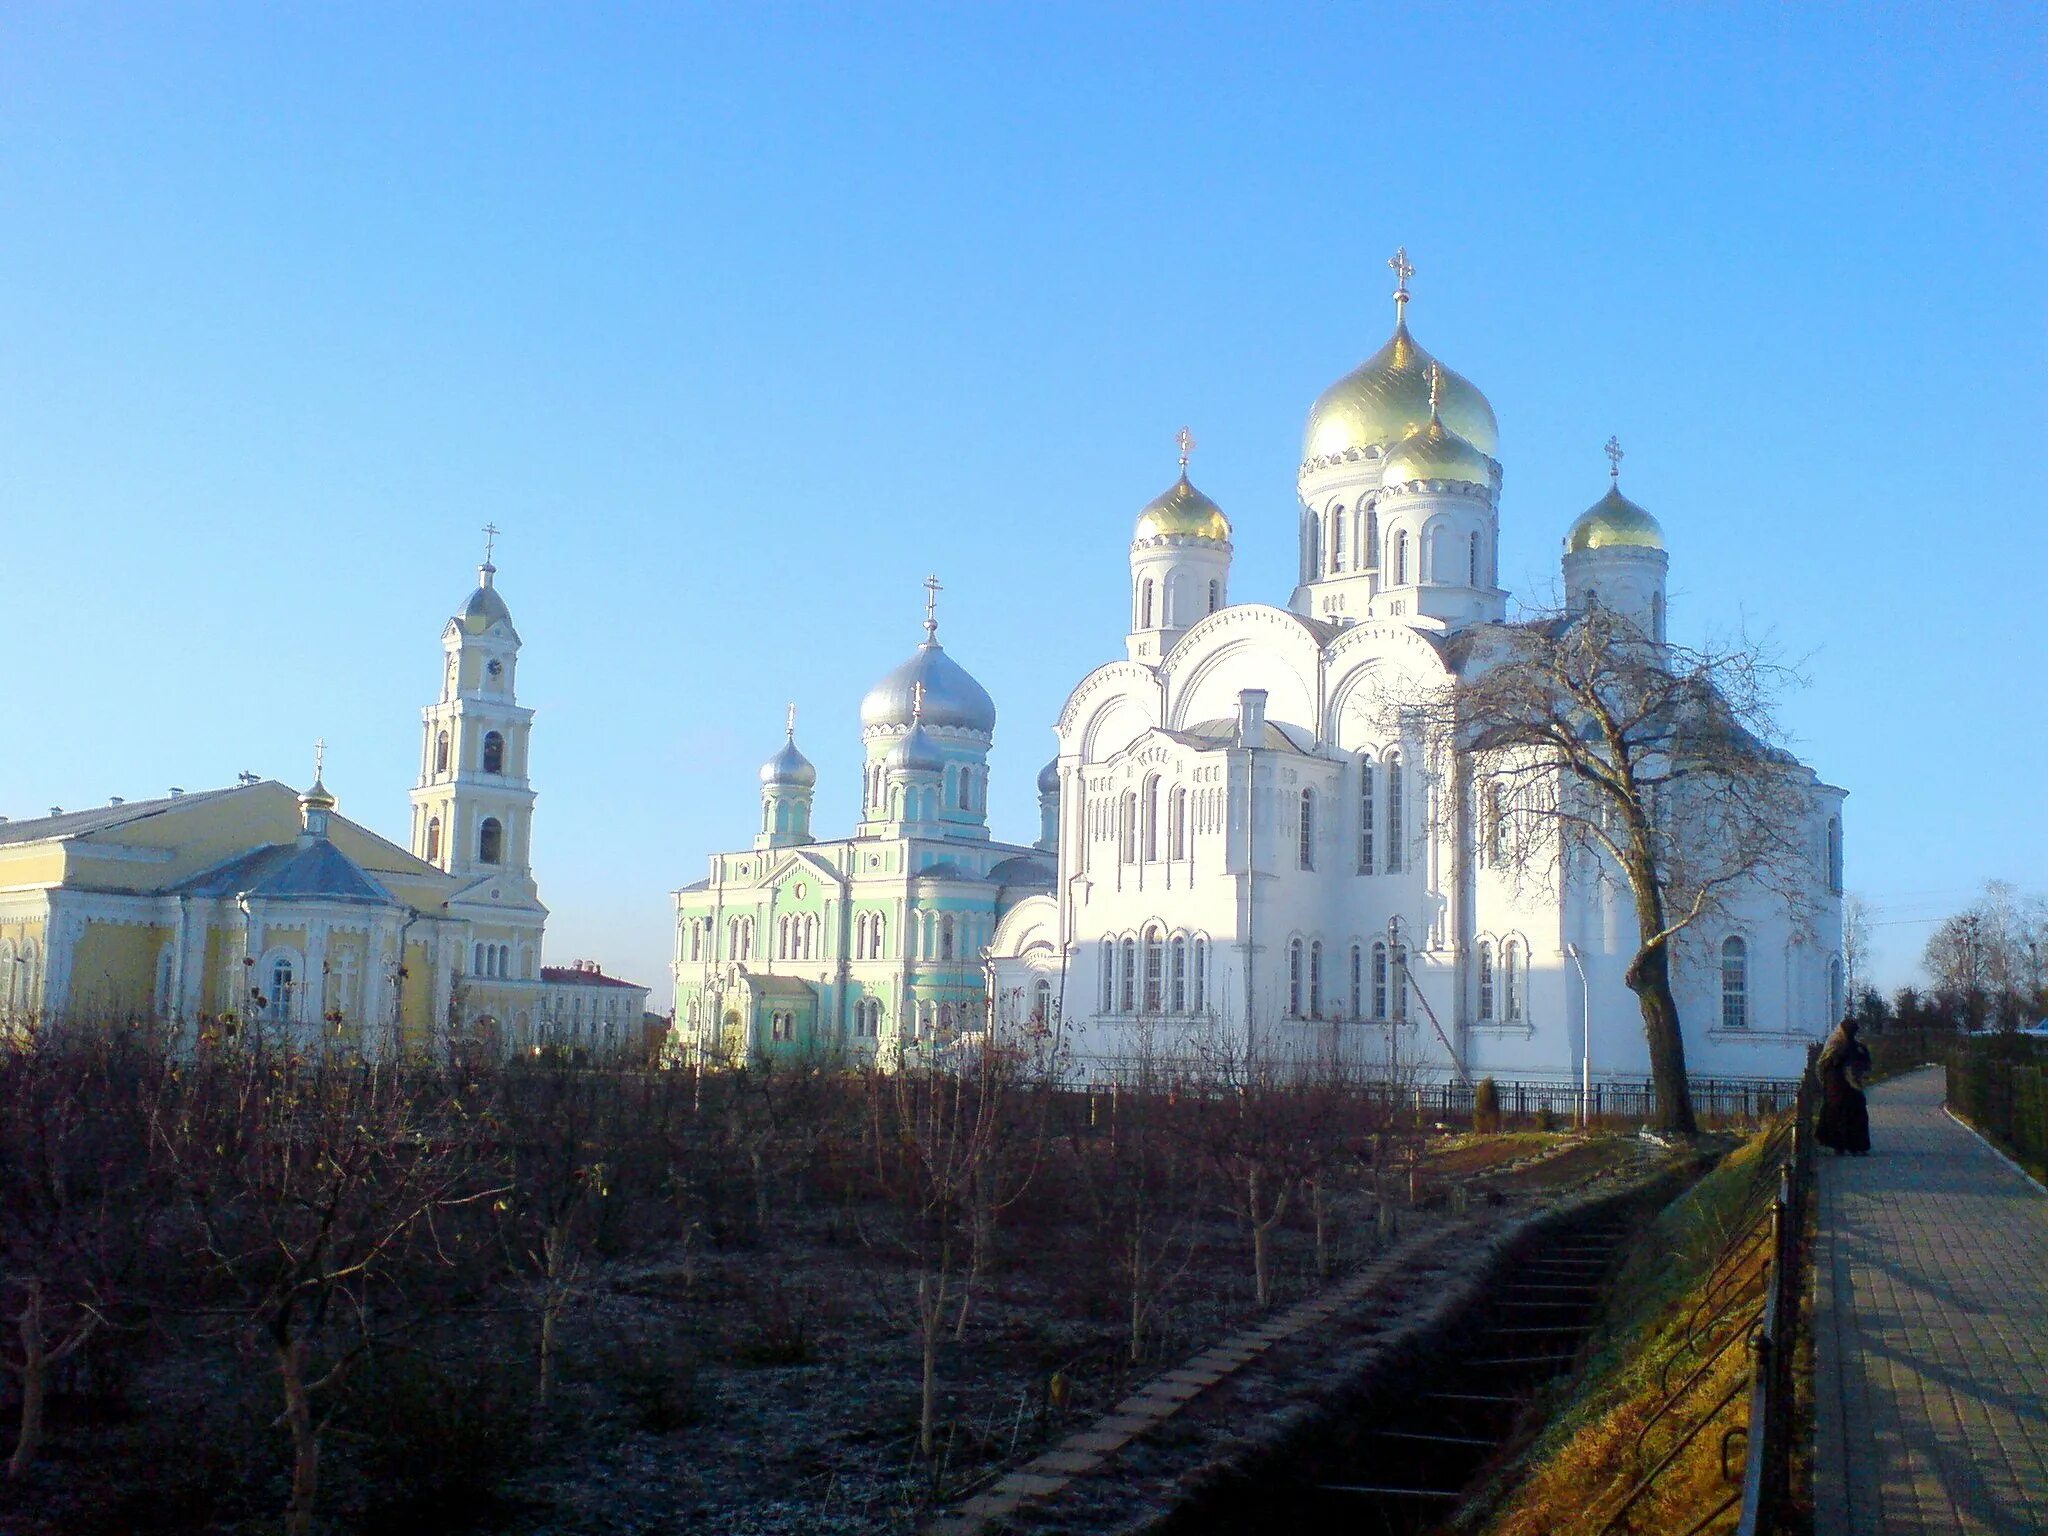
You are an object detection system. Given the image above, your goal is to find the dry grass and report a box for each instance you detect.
[1461,1127,1784,1536]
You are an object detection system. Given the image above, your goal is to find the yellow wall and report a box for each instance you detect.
[67,922,171,1019]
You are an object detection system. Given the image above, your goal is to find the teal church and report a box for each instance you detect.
[671,593,1055,1062]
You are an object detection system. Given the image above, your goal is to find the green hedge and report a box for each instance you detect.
[1947,1035,2048,1184]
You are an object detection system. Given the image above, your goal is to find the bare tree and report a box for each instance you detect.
[1924,881,2048,1030]
[1842,892,1875,1008]
[151,1050,503,1536]
[1417,605,1817,1132]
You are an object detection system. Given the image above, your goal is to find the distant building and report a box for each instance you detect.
[534,960,652,1059]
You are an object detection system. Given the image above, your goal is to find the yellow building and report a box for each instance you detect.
[0,548,646,1056]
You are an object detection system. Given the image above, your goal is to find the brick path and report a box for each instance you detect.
[1814,1065,2048,1536]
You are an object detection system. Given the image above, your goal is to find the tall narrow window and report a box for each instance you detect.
[1170,936,1187,1013]
[1193,937,1208,1013]
[1304,515,1321,582]
[1143,926,1164,1013]
[478,817,504,865]
[425,817,442,862]
[1121,792,1138,863]
[1358,758,1376,873]
[1169,786,1188,859]
[1120,938,1137,1013]
[1721,938,1749,1029]
[1308,941,1323,1017]
[1101,942,1116,1013]
[1478,941,1495,1020]
[1208,579,1221,614]
[1140,579,1155,629]
[940,914,956,960]
[1288,940,1304,1017]
[1330,509,1346,572]
[1365,509,1380,568]
[1143,777,1161,861]
[482,731,505,774]
[1385,753,1404,872]
[1371,942,1389,1019]
[434,731,450,774]
[270,959,294,1020]
[1826,817,1843,894]
[1298,789,1316,870]
[1502,940,1521,1021]
[874,913,887,958]
[1349,944,1362,1017]
[1394,530,1410,585]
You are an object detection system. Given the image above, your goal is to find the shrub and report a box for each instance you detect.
[1474,1077,1503,1135]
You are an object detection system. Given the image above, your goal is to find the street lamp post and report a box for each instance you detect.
[1564,943,1591,1129]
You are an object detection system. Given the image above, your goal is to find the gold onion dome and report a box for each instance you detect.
[1134,473,1231,542]
[1566,484,1663,552]
[1382,398,1496,491]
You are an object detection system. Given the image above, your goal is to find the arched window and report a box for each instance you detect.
[940,914,956,961]
[1349,943,1363,1017]
[1330,508,1346,572]
[1478,940,1495,1020]
[269,957,295,1021]
[1119,938,1137,1013]
[1371,941,1389,1019]
[1140,579,1155,629]
[1143,926,1163,1013]
[478,817,504,864]
[1304,514,1321,581]
[1169,785,1188,859]
[1192,937,1208,1013]
[425,816,442,862]
[1358,757,1376,873]
[1384,753,1404,872]
[1826,817,1843,894]
[1365,508,1380,568]
[1033,980,1053,1025]
[1288,939,1304,1017]
[1721,938,1749,1029]
[482,731,505,774]
[1829,956,1845,1022]
[1502,940,1521,1021]
[1143,776,1161,860]
[1121,792,1138,863]
[498,944,511,977]
[874,912,887,958]
[434,730,450,774]
[472,942,485,975]
[1308,940,1324,1017]
[1170,936,1188,1013]
[1101,941,1116,1013]
[1469,531,1482,586]
[1208,579,1220,614]
[1394,530,1410,585]
[1297,789,1316,870]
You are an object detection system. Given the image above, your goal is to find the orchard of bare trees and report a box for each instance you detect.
[0,1021,1527,1536]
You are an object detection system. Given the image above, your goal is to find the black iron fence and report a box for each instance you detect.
[1946,1034,2048,1183]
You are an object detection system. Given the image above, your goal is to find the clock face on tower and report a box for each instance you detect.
[487,659,503,677]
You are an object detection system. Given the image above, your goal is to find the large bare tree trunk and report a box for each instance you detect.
[7,1284,48,1480]
[277,1338,321,1536]
[1626,878,1698,1134]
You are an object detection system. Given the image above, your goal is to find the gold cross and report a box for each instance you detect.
[1176,425,1196,470]
[1389,246,1415,317]
[1604,436,1624,482]
[482,522,500,564]
[1427,360,1442,415]
[923,573,943,639]
[313,738,326,780]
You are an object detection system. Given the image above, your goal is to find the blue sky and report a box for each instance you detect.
[2,3,2041,998]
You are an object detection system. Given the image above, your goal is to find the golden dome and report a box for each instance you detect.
[1566,484,1664,553]
[1382,411,1496,491]
[1134,473,1232,543]
[1303,320,1499,467]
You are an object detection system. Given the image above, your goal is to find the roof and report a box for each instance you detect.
[0,784,249,847]
[1170,718,1322,756]
[176,836,394,905]
[540,965,645,990]
[738,973,817,1001]
[988,854,1056,887]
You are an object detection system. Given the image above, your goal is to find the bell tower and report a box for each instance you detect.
[409,527,540,897]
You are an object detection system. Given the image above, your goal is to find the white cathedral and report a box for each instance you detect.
[676,255,1845,1086]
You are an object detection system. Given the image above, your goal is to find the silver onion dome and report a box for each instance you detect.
[760,734,816,789]
[887,720,946,774]
[860,638,997,736]
[460,563,514,636]
[1037,758,1060,795]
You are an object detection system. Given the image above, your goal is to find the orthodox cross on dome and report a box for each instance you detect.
[911,680,927,723]
[1604,435,1625,484]
[481,522,500,576]
[1176,425,1196,472]
[785,702,797,739]
[1427,361,1443,416]
[1389,246,1415,320]
[313,738,326,781]
[922,573,943,641]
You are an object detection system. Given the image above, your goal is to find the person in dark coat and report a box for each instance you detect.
[1816,1017,1873,1155]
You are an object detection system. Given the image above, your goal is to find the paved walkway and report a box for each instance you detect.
[1814,1065,2048,1536]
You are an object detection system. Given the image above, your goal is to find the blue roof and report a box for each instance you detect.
[177,837,393,905]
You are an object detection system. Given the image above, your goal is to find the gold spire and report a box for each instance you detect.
[1389,246,1414,323]
[1604,435,1625,484]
